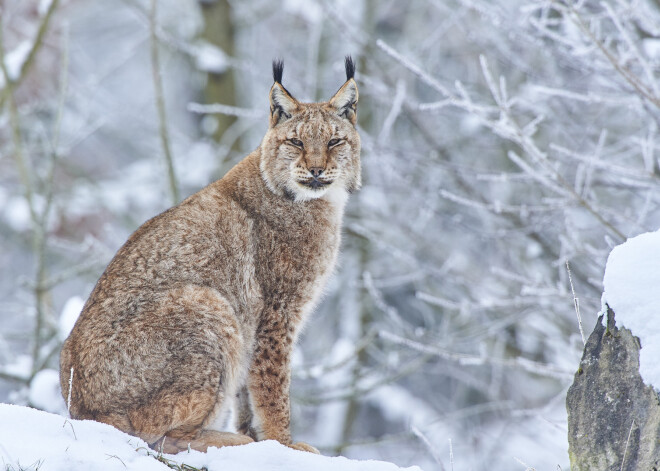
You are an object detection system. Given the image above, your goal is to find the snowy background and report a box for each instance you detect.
[2,0,660,470]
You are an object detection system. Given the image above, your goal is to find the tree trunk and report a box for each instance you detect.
[199,0,236,143]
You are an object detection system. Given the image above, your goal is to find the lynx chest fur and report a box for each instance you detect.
[60,58,360,455]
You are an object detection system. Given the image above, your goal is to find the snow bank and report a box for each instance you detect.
[0,404,422,471]
[58,296,85,341]
[28,369,66,414]
[603,230,660,389]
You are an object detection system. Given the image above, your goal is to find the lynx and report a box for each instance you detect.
[59,57,360,454]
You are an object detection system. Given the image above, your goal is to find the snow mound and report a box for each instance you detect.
[603,230,660,389]
[58,296,85,341]
[28,369,67,414]
[0,404,422,471]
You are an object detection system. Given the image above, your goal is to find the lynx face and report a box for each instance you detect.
[260,59,361,202]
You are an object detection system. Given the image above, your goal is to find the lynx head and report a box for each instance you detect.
[260,56,361,202]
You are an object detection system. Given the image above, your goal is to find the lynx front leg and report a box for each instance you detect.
[248,318,319,454]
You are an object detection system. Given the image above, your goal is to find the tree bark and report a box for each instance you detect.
[199,0,236,143]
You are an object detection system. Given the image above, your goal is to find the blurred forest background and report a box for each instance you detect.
[2,0,660,469]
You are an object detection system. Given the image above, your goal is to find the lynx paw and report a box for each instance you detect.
[288,442,320,454]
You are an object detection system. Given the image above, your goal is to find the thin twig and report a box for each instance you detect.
[379,330,574,379]
[514,456,536,470]
[375,38,451,98]
[293,329,378,380]
[379,38,626,242]
[67,366,73,414]
[566,261,586,345]
[478,55,626,241]
[0,0,60,109]
[0,371,29,383]
[555,1,660,110]
[411,426,446,470]
[0,18,54,374]
[63,419,77,440]
[149,0,180,205]
[187,102,263,118]
[0,25,37,223]
[105,454,127,468]
[448,438,454,471]
[294,354,433,405]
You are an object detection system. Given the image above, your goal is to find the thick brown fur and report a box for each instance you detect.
[60,59,360,455]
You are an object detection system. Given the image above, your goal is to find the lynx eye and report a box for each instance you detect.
[288,138,304,148]
[328,138,341,147]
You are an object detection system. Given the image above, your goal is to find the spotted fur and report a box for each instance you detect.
[59,59,360,455]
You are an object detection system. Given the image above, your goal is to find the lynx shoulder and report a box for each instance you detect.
[59,57,360,454]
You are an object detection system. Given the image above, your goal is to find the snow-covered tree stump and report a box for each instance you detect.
[567,231,660,471]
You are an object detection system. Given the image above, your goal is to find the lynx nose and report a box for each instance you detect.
[309,167,324,178]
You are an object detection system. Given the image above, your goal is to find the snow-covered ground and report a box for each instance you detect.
[0,403,422,471]
[604,229,660,389]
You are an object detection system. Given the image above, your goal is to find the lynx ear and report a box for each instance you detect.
[270,60,299,126]
[329,56,358,125]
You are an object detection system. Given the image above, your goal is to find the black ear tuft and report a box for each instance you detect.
[345,56,355,81]
[273,59,284,84]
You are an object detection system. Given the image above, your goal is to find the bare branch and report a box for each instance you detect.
[379,331,574,380]
[0,0,60,109]
[149,0,180,205]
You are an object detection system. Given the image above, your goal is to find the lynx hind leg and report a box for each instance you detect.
[156,429,254,454]
[103,388,253,454]
[96,285,251,453]
[289,442,320,454]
